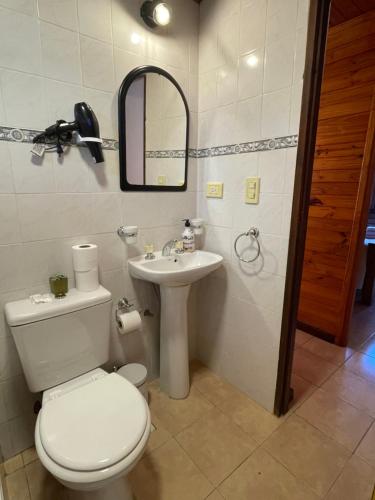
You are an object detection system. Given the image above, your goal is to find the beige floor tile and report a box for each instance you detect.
[292,348,337,385]
[129,439,213,500]
[216,388,284,445]
[22,447,38,466]
[219,448,319,500]
[5,469,30,500]
[344,352,375,384]
[206,490,224,499]
[289,373,317,412]
[296,388,373,451]
[356,421,375,468]
[295,329,313,347]
[325,455,375,500]
[25,460,68,500]
[176,407,257,486]
[359,335,375,359]
[4,454,23,475]
[302,337,354,366]
[146,415,172,455]
[263,415,350,497]
[322,368,375,417]
[191,369,243,407]
[148,382,213,435]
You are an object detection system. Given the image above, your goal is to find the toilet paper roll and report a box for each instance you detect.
[72,244,98,272]
[75,267,99,292]
[117,310,142,335]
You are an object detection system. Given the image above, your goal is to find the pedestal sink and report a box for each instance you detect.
[128,251,223,399]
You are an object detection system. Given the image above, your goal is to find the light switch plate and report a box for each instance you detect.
[157,175,167,185]
[206,182,223,198]
[245,177,260,204]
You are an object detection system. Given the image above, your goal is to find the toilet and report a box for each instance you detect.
[5,286,150,500]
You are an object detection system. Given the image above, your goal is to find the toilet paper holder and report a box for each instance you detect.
[116,297,153,321]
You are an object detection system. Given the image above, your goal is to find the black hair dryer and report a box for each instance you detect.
[33,102,104,163]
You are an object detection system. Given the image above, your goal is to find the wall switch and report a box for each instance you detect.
[206,182,223,198]
[157,175,167,185]
[245,177,260,204]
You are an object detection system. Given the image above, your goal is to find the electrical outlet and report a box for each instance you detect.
[206,182,223,198]
[245,177,260,204]
[157,175,167,185]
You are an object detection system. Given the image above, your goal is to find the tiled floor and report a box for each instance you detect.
[2,349,375,500]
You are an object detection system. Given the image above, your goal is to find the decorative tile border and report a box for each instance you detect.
[0,126,118,150]
[0,125,298,158]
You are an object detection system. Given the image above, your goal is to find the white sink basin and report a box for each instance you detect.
[128,250,223,286]
[127,250,223,400]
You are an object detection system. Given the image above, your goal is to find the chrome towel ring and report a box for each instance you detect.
[234,227,261,263]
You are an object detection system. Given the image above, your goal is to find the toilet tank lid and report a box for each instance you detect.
[5,286,112,327]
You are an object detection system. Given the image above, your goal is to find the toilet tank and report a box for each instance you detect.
[5,286,112,392]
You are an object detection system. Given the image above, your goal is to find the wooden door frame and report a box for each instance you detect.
[274,0,332,416]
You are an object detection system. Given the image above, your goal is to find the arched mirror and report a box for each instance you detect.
[118,66,189,191]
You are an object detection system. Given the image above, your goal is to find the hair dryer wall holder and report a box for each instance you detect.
[32,102,104,163]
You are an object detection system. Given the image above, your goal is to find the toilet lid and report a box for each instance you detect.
[39,373,148,472]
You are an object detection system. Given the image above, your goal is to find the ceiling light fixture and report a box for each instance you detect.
[140,1,171,28]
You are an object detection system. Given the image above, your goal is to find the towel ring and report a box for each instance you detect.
[234,227,260,263]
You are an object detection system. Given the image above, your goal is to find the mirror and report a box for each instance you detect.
[119,66,189,191]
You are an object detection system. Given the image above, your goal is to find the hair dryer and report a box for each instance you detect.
[33,102,104,163]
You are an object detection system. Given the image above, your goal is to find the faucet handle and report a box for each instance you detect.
[175,240,184,254]
[144,243,155,260]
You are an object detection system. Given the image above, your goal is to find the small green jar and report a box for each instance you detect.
[49,274,68,298]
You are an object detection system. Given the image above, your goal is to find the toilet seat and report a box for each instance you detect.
[37,371,149,482]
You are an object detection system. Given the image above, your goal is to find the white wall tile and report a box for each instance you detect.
[258,149,286,194]
[53,146,91,193]
[111,0,147,55]
[0,70,47,129]
[266,0,298,46]
[78,0,112,43]
[261,88,291,138]
[114,48,143,87]
[238,48,264,100]
[293,27,308,82]
[0,143,14,194]
[217,64,238,106]
[239,0,266,54]
[0,195,21,245]
[37,0,78,31]
[40,21,82,84]
[44,79,85,123]
[17,194,61,241]
[95,232,124,271]
[80,36,115,92]
[9,143,55,194]
[0,245,25,292]
[91,193,122,233]
[199,70,217,112]
[236,96,262,143]
[57,193,93,237]
[0,8,41,74]
[264,36,295,93]
[290,80,303,134]
[0,0,36,15]
[284,147,297,194]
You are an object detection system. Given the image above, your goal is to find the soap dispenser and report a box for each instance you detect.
[182,219,195,252]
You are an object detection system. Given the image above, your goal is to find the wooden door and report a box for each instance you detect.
[297,10,375,344]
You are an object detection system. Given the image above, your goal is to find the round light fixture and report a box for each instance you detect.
[141,1,171,28]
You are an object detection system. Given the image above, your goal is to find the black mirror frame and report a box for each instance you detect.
[118,65,190,191]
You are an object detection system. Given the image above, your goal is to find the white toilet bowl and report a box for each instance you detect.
[34,369,151,500]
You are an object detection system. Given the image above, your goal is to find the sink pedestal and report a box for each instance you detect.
[160,284,191,399]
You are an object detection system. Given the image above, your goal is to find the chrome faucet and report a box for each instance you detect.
[162,239,178,257]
